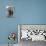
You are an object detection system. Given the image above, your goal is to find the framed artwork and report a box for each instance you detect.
[18,24,46,42]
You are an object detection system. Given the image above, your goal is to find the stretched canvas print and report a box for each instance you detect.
[0,0,46,46]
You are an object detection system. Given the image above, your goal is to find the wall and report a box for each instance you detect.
[0,0,46,44]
